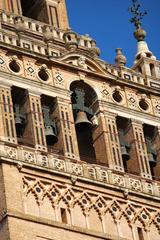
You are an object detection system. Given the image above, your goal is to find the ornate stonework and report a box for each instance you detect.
[0,1,160,240]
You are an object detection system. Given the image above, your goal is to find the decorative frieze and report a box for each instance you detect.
[0,143,160,198]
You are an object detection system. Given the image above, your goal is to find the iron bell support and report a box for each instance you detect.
[42,105,58,145]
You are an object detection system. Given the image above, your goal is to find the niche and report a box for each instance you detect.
[60,208,67,224]
[149,63,156,77]
[137,227,144,240]
[70,81,97,163]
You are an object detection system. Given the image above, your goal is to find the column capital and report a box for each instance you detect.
[27,89,41,97]
[103,111,117,119]
[0,82,13,89]
[130,118,144,125]
[56,96,71,105]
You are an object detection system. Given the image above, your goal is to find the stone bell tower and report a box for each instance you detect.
[0,0,160,240]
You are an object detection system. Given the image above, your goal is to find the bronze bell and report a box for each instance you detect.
[75,111,93,130]
[146,137,157,167]
[42,106,58,146]
[119,129,130,161]
[148,153,157,167]
[45,125,58,145]
[14,104,26,137]
[120,145,130,161]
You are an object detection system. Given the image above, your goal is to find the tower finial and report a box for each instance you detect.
[128,0,147,30]
[129,1,156,64]
[129,0,147,41]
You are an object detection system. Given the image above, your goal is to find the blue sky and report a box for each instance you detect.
[66,0,160,67]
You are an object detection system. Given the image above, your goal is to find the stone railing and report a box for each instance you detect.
[1,10,159,90]
[0,10,96,52]
[120,69,147,85]
[0,143,160,198]
[1,10,64,39]
[106,65,148,86]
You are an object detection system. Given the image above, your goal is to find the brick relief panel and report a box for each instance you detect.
[53,69,65,88]
[125,88,139,110]
[22,176,160,237]
[0,87,17,143]
[151,95,160,117]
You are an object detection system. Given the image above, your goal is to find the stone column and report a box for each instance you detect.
[53,97,79,160]
[0,85,17,144]
[23,92,47,152]
[0,0,4,10]
[125,119,151,179]
[93,111,123,171]
[141,61,152,76]
[1,0,21,14]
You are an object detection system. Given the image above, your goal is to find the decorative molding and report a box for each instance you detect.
[0,143,160,198]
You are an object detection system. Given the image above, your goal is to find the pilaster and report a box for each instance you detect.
[0,0,21,14]
[45,0,69,29]
[53,97,79,159]
[141,60,152,76]
[0,85,17,144]
[125,119,151,179]
[23,91,47,152]
[93,111,123,171]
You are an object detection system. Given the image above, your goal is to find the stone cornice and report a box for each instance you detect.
[101,101,160,126]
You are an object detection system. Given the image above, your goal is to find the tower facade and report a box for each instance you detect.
[0,1,160,240]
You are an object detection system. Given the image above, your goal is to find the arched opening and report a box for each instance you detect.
[149,63,155,77]
[20,0,49,23]
[70,81,97,163]
[143,124,157,179]
[41,95,58,152]
[11,86,28,144]
[116,116,130,172]
[137,66,142,74]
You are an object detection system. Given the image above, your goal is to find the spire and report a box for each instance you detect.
[129,0,156,63]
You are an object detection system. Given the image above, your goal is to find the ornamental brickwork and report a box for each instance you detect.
[0,1,160,240]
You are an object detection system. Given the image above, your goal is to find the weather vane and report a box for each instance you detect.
[128,0,147,29]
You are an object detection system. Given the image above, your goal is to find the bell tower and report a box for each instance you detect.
[0,0,69,29]
[0,0,160,240]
